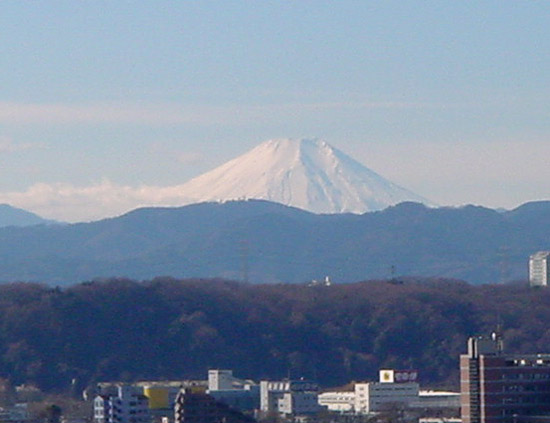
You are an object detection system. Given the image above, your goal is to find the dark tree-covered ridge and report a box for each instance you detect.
[2,199,550,284]
[0,278,547,392]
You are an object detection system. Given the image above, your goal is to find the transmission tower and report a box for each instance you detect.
[239,240,249,283]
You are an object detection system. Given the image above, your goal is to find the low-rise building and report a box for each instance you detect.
[260,379,320,417]
[207,370,260,412]
[174,388,255,423]
[141,383,183,423]
[93,385,150,423]
[92,380,207,423]
[355,370,419,414]
[317,391,355,413]
[0,404,29,423]
[412,391,461,409]
[319,370,458,416]
[208,370,236,391]
[419,418,462,423]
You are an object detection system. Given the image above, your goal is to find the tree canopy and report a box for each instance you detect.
[0,278,546,392]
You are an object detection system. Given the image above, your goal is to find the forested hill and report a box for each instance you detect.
[2,199,550,284]
[0,278,548,393]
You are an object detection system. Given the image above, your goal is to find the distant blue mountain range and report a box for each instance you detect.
[0,204,56,227]
[0,199,546,285]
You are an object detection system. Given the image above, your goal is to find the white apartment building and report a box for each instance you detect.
[260,379,320,417]
[94,385,150,423]
[529,251,550,287]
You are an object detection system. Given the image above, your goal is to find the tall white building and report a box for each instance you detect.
[529,251,550,287]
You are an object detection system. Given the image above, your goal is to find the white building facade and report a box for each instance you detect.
[412,391,460,409]
[529,251,550,287]
[318,370,459,416]
[260,380,320,417]
[207,369,260,411]
[354,370,419,414]
[94,385,150,423]
[208,370,235,391]
[317,391,355,413]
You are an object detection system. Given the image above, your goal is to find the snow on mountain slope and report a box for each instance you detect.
[176,138,431,214]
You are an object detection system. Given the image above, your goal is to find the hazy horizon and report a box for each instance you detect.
[1,2,549,222]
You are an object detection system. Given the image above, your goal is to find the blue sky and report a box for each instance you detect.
[0,1,549,221]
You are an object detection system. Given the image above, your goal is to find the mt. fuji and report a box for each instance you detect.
[177,138,431,214]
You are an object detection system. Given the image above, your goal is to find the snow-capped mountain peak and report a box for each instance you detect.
[176,138,431,214]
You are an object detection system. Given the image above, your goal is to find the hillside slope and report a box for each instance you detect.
[0,200,547,284]
[0,204,54,227]
[0,278,546,392]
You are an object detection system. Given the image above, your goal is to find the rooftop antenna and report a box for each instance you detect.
[491,316,504,355]
[498,245,511,284]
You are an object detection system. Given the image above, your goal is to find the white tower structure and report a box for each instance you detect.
[529,251,550,287]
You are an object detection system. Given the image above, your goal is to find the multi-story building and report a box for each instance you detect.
[94,396,110,423]
[207,370,260,412]
[317,391,356,413]
[412,390,460,409]
[260,379,320,417]
[0,404,29,423]
[354,370,419,414]
[141,383,184,423]
[208,370,236,391]
[92,380,207,423]
[319,369,458,415]
[460,334,550,423]
[529,251,550,287]
[93,385,150,423]
[174,387,255,423]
